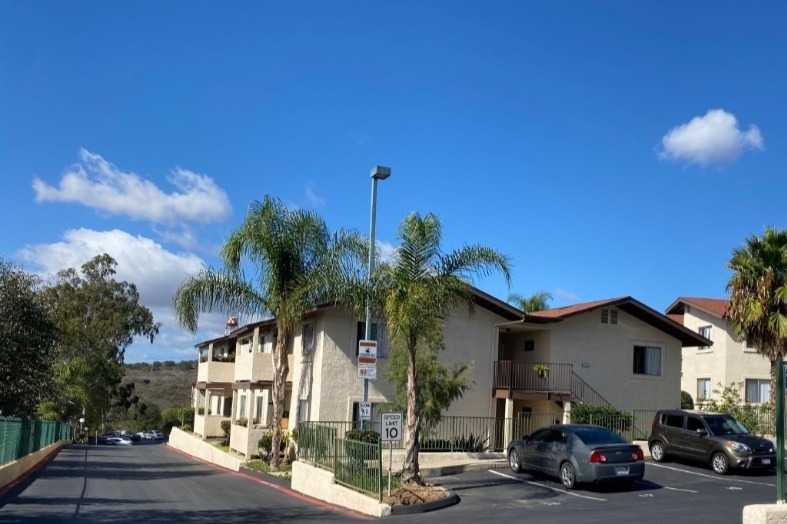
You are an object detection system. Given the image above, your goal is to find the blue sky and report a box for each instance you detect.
[1,2,785,363]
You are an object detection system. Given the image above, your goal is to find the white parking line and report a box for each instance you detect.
[663,486,699,493]
[489,470,608,502]
[648,462,775,487]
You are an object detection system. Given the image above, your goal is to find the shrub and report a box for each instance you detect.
[258,431,287,458]
[344,429,380,443]
[681,391,694,409]
[197,407,205,415]
[236,417,248,427]
[572,404,632,432]
[220,420,232,446]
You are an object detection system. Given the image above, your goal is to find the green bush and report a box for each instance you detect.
[220,420,232,446]
[344,428,380,443]
[681,391,694,409]
[572,404,632,432]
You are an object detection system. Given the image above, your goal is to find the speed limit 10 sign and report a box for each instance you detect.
[381,412,403,442]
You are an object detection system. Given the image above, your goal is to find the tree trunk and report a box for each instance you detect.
[401,347,421,484]
[269,329,290,471]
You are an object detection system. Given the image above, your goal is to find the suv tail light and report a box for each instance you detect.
[589,451,607,463]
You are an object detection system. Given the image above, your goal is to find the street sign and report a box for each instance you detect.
[359,402,371,420]
[358,340,377,362]
[357,363,377,379]
[381,412,403,442]
[357,340,378,379]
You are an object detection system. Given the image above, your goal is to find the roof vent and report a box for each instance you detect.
[601,309,609,323]
[610,309,618,324]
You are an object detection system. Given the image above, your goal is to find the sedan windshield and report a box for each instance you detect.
[571,427,627,445]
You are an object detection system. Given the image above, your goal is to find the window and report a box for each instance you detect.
[356,321,388,358]
[745,379,770,403]
[746,333,757,350]
[238,394,247,418]
[302,322,315,357]
[698,325,712,349]
[697,378,711,400]
[298,399,310,423]
[633,345,661,376]
[241,337,252,353]
[524,340,535,352]
[352,401,385,430]
[663,414,684,428]
[258,334,267,353]
[686,416,705,432]
[254,395,265,424]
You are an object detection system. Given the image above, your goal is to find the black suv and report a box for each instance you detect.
[648,409,775,474]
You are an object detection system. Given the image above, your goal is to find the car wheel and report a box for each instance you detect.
[650,441,667,463]
[509,449,523,473]
[711,452,729,475]
[560,461,576,489]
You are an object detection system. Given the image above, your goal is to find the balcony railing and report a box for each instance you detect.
[494,361,572,393]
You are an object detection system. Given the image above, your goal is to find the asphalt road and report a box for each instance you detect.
[2,443,780,523]
[0,442,367,523]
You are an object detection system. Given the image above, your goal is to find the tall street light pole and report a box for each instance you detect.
[363,165,391,429]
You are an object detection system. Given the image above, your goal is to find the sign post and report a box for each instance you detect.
[381,412,403,496]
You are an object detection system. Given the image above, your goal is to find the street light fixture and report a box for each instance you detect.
[362,165,391,429]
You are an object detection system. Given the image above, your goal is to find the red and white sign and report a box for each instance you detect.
[357,340,378,379]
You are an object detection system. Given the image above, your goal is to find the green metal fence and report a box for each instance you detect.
[333,437,382,500]
[0,417,73,467]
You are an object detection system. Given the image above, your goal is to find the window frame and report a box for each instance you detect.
[696,378,711,400]
[633,344,662,377]
[356,321,388,358]
[698,325,712,349]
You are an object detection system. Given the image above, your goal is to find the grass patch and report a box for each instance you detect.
[210,441,230,453]
[245,460,293,474]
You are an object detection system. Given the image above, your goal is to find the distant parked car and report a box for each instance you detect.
[119,430,140,442]
[106,436,133,446]
[507,424,645,489]
[648,409,775,474]
[150,430,166,440]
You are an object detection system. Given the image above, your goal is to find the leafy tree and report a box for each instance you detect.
[370,212,510,483]
[44,254,160,430]
[727,227,787,408]
[696,382,773,435]
[680,390,694,409]
[173,196,365,470]
[127,400,162,432]
[387,337,474,437]
[0,258,59,417]
[507,291,552,312]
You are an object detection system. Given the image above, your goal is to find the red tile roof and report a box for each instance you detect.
[525,297,628,319]
[665,297,728,318]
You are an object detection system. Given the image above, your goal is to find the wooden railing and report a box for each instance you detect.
[493,361,613,408]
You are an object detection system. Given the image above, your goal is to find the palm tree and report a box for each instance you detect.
[507,291,552,312]
[373,212,510,483]
[173,196,365,469]
[726,227,787,408]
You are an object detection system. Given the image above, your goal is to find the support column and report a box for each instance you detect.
[563,400,572,424]
[504,398,515,446]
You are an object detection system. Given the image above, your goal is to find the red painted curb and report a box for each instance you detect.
[164,443,372,520]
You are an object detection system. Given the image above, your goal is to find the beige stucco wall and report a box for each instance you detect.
[197,360,234,383]
[168,427,243,471]
[546,308,683,411]
[0,441,70,490]
[681,306,769,403]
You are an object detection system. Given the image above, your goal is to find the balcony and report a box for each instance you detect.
[493,361,572,401]
[197,359,235,383]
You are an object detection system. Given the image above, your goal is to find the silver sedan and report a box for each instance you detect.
[507,424,645,489]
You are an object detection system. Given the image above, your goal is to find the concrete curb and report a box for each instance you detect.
[422,459,509,477]
[388,490,460,516]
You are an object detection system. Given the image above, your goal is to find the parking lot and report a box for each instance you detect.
[390,459,780,524]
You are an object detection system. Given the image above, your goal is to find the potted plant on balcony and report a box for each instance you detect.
[532,364,550,380]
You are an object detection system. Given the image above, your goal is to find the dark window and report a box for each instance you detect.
[664,414,684,428]
[686,417,704,432]
[572,427,626,445]
[633,345,661,376]
[524,340,535,352]
[746,334,756,349]
[356,321,388,358]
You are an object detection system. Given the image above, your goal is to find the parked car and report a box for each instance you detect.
[507,424,645,489]
[119,430,140,442]
[648,409,775,474]
[105,436,133,446]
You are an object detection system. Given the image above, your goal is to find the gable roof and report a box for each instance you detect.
[522,296,710,347]
[665,297,728,319]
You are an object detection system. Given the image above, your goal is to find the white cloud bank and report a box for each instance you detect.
[658,109,763,167]
[33,148,232,225]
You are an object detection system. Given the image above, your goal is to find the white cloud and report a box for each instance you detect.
[16,228,231,364]
[377,240,397,264]
[32,148,233,225]
[305,182,326,208]
[554,288,579,303]
[658,109,763,167]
